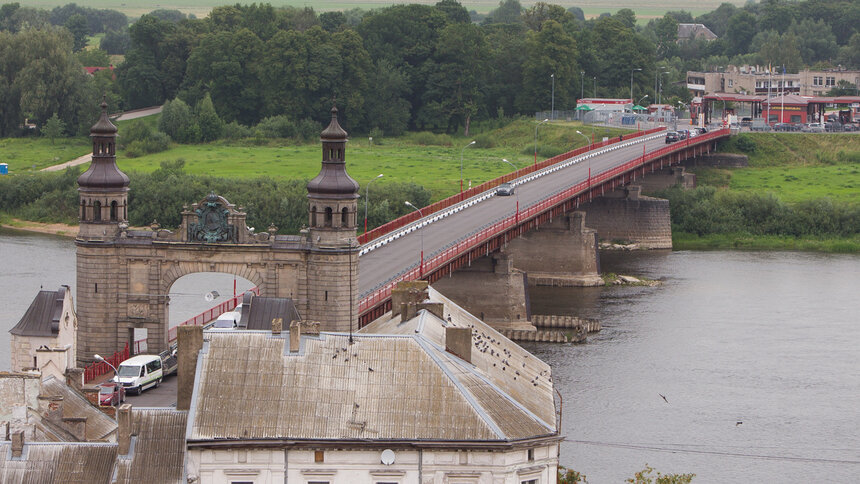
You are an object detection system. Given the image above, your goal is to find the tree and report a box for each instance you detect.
[654,14,679,59]
[100,29,129,55]
[64,13,89,51]
[725,10,756,56]
[196,93,223,142]
[626,464,694,484]
[42,113,66,144]
[789,19,838,66]
[515,20,578,113]
[485,0,522,24]
[435,0,470,24]
[523,3,576,32]
[826,80,857,97]
[159,98,199,143]
[838,33,860,69]
[695,2,736,37]
[614,8,637,30]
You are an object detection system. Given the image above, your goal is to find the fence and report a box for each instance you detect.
[166,286,260,343]
[83,343,129,383]
[358,128,728,318]
[358,127,664,245]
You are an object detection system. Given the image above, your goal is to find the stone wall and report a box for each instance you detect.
[582,186,673,249]
[504,212,602,286]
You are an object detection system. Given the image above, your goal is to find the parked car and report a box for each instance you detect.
[677,130,689,140]
[740,117,752,128]
[825,121,842,132]
[802,123,825,133]
[496,182,515,196]
[159,345,178,376]
[114,354,163,395]
[842,123,859,132]
[665,131,680,143]
[211,306,241,329]
[98,382,125,406]
[773,123,792,132]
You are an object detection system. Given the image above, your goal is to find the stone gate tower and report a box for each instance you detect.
[305,106,360,329]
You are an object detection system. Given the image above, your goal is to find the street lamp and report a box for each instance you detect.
[501,158,520,224]
[460,140,476,200]
[550,73,555,120]
[630,68,642,109]
[363,173,383,235]
[576,130,591,188]
[580,71,585,101]
[659,71,671,105]
[638,94,649,106]
[404,201,424,277]
[593,77,596,98]
[534,118,548,168]
[94,354,119,413]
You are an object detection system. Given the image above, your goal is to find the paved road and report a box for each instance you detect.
[41,106,163,172]
[122,373,178,408]
[357,134,668,298]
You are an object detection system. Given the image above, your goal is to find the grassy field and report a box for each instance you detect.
[693,133,860,204]
[0,137,91,172]
[114,120,631,201]
[674,232,860,253]
[24,0,742,19]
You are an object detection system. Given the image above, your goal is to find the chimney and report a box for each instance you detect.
[445,327,472,364]
[83,387,100,407]
[272,317,283,335]
[289,320,301,353]
[117,403,131,455]
[177,325,203,411]
[11,431,23,458]
[65,368,83,393]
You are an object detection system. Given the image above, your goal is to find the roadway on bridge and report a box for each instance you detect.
[357,134,672,298]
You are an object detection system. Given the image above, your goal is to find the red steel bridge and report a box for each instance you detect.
[356,127,731,325]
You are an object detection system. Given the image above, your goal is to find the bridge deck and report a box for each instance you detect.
[358,129,728,316]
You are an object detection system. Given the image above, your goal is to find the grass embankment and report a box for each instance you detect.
[0,137,91,172]
[666,133,860,252]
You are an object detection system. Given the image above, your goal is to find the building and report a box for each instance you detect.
[576,98,633,113]
[182,283,561,484]
[677,23,717,42]
[8,286,77,381]
[686,65,860,97]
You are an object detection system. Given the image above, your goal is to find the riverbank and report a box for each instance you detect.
[673,231,860,252]
[0,217,77,238]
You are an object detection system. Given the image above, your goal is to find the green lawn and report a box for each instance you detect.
[0,137,91,172]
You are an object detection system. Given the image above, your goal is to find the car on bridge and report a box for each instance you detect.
[665,131,680,143]
[496,182,515,196]
[802,123,825,133]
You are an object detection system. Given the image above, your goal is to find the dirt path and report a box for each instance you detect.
[1,219,78,237]
[40,105,163,172]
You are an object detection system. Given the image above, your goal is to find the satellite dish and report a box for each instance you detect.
[204,290,220,302]
[380,449,395,466]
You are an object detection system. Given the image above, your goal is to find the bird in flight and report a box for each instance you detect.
[658,393,669,403]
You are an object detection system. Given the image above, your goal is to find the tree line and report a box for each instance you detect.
[3,0,860,140]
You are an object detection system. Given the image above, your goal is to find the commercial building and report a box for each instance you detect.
[687,65,860,98]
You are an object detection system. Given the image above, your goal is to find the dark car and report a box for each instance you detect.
[696,127,708,135]
[825,121,843,132]
[773,123,792,132]
[98,382,125,406]
[678,130,690,140]
[843,123,859,132]
[496,182,515,196]
[665,131,680,143]
[159,345,178,376]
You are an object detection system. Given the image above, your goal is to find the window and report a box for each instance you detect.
[521,480,538,484]
[93,200,101,221]
[314,450,324,463]
[527,448,534,461]
[110,201,118,221]
[324,207,333,227]
[728,79,733,88]
[791,115,801,123]
[341,207,349,227]
[826,76,836,87]
[813,76,823,86]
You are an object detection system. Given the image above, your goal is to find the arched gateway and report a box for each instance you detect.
[76,103,360,365]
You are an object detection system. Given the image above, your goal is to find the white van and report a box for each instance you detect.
[114,355,163,395]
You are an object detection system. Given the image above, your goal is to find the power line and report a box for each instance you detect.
[564,439,860,465]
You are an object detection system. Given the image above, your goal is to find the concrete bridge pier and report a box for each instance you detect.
[503,211,603,287]
[431,253,535,331]
[581,186,673,249]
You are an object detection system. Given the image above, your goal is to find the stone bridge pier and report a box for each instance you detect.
[581,186,673,249]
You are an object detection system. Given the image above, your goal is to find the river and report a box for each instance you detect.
[1,229,858,482]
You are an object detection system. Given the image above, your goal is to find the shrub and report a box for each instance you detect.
[473,133,495,148]
[256,115,296,139]
[409,131,452,146]
[222,121,253,140]
[734,135,756,153]
[295,118,322,142]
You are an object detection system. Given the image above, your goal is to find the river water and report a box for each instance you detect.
[1,229,858,482]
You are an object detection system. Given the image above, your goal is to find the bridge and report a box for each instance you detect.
[356,127,730,325]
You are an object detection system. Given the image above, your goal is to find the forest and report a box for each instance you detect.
[2,0,860,140]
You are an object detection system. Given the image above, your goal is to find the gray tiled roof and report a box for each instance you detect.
[677,23,717,40]
[115,409,187,484]
[0,442,117,484]
[8,287,66,337]
[189,326,555,443]
[361,287,557,429]
[244,296,301,331]
[41,376,118,442]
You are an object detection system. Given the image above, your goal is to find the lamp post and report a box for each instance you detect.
[460,140,476,200]
[659,71,670,105]
[580,70,585,101]
[94,354,119,413]
[638,95,649,107]
[404,201,424,277]
[575,130,591,189]
[533,118,548,168]
[550,73,555,120]
[501,158,519,224]
[630,68,642,110]
[593,77,596,98]
[363,173,383,235]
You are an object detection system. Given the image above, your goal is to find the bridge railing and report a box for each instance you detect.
[166,286,260,343]
[358,127,666,245]
[358,128,728,317]
[83,343,129,383]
